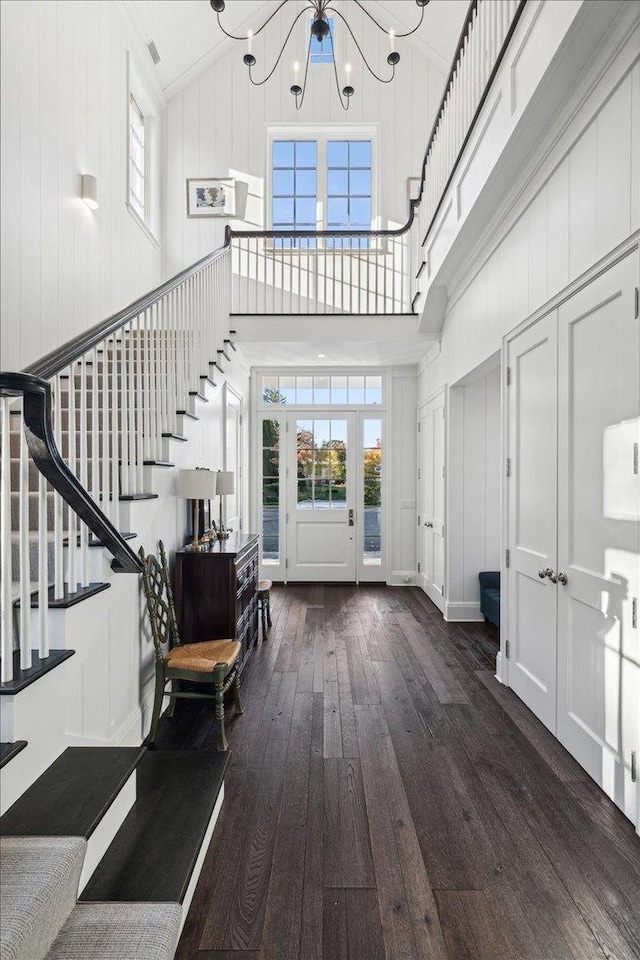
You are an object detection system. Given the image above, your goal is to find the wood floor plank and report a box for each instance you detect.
[345,888,385,960]
[322,888,348,960]
[323,758,375,888]
[355,704,449,960]
[175,586,640,960]
[300,694,325,960]
[259,691,314,960]
[435,890,480,960]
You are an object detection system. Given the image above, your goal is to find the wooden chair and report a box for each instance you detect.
[139,540,243,750]
[256,579,272,638]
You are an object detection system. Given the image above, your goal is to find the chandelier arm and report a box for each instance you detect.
[215,0,291,42]
[248,5,317,86]
[328,25,350,111]
[294,33,314,111]
[326,7,396,83]
[351,0,425,39]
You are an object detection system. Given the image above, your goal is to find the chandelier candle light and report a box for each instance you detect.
[210,0,430,111]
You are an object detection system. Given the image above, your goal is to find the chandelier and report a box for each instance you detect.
[210,1,430,111]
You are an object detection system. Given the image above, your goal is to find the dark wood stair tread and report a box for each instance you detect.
[0,740,28,768]
[80,750,228,904]
[15,582,111,610]
[0,746,145,837]
[0,649,76,695]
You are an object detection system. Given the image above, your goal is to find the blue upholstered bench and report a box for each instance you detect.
[479,571,500,628]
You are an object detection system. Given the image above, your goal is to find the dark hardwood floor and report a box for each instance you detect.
[160,585,640,960]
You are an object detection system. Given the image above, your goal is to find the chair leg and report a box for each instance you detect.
[266,594,272,628]
[260,597,267,638]
[214,678,228,751]
[232,671,245,715]
[148,668,165,744]
[167,679,178,717]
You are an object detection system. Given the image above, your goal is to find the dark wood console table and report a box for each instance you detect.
[174,533,259,674]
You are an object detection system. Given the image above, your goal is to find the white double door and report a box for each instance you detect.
[418,393,446,611]
[507,253,639,823]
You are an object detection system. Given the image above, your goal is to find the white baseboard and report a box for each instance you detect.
[389,570,418,586]
[444,600,484,622]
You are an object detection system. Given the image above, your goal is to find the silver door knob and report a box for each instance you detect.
[557,572,568,585]
[548,570,558,583]
[425,520,433,528]
[538,568,552,579]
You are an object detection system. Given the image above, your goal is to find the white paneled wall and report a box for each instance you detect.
[447,364,501,619]
[420,31,640,397]
[0,0,166,371]
[165,7,445,276]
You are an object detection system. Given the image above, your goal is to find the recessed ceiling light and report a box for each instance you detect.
[317,353,326,358]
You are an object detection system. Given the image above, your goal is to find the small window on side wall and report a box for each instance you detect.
[126,54,160,245]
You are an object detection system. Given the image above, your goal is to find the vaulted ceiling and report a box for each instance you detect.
[120,0,465,99]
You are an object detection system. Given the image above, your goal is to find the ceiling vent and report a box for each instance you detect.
[147,40,161,65]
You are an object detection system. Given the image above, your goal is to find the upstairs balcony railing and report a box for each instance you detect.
[229,0,526,317]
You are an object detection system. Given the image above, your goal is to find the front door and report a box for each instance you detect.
[418,393,446,611]
[286,413,357,581]
[557,254,639,821]
[506,311,558,733]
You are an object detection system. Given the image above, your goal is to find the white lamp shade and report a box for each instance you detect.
[216,470,235,495]
[81,174,99,210]
[177,469,218,500]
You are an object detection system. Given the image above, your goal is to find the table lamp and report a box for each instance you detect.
[177,468,218,544]
[215,470,234,540]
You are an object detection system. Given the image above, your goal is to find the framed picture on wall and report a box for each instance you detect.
[186,177,236,218]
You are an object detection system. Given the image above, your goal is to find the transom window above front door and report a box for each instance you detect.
[270,132,374,239]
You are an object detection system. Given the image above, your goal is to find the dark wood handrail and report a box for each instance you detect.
[24,242,230,381]
[0,372,143,574]
[227,206,417,241]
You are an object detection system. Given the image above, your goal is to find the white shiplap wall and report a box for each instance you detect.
[0,0,166,371]
[164,7,445,275]
[419,30,640,398]
[447,364,501,617]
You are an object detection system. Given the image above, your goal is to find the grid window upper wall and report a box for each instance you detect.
[272,141,318,236]
[261,374,382,405]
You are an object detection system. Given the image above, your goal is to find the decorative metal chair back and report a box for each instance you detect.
[139,540,181,661]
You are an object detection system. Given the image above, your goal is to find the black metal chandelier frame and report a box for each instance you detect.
[210,0,430,111]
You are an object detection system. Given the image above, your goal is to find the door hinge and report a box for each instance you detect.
[634,442,638,476]
[505,639,510,659]
[505,548,510,568]
[418,421,421,433]
[635,286,639,319]
[632,750,637,783]
[506,365,512,386]
[442,464,445,478]
[286,513,289,524]
[417,561,421,573]
[286,420,289,432]
[417,468,421,480]
[417,515,421,527]
[441,584,445,596]
[286,466,289,478]
[506,457,511,478]
[633,597,638,629]
[285,558,289,569]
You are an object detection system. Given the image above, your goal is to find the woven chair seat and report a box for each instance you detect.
[257,579,272,593]
[166,639,240,673]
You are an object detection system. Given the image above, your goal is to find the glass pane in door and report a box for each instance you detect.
[262,419,280,561]
[363,419,382,564]
[296,419,348,509]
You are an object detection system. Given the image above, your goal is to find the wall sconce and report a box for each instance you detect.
[81,174,99,210]
[215,470,234,540]
[177,468,218,545]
